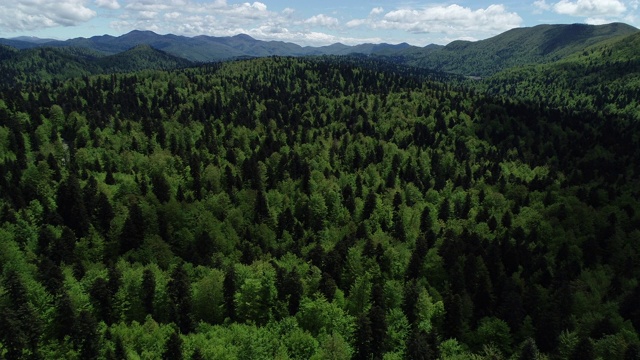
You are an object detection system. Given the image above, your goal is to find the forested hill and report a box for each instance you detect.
[1,55,639,359]
[484,30,640,119]
[0,45,193,86]
[397,22,638,76]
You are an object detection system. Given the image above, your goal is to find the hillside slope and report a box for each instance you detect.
[0,45,193,86]
[400,22,638,76]
[484,30,640,118]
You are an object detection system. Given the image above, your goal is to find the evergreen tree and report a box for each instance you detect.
[89,277,113,324]
[151,172,171,203]
[571,337,595,360]
[74,310,100,360]
[168,264,193,333]
[162,329,183,360]
[369,305,388,358]
[190,347,205,360]
[405,327,434,360]
[94,191,114,235]
[56,174,91,237]
[119,202,145,254]
[224,267,237,321]
[52,291,76,341]
[0,270,43,359]
[141,268,156,316]
[419,205,433,234]
[113,336,127,360]
[520,338,540,360]
[354,312,373,360]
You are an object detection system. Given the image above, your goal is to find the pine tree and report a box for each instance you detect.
[224,267,237,321]
[405,327,434,360]
[57,174,91,237]
[151,172,171,203]
[120,202,145,254]
[52,291,76,341]
[162,330,183,360]
[94,191,114,235]
[0,270,43,359]
[369,305,388,359]
[90,277,113,323]
[571,338,595,360]
[354,313,373,360]
[520,338,539,360]
[190,347,205,360]
[141,268,156,316]
[168,264,193,334]
[74,310,100,360]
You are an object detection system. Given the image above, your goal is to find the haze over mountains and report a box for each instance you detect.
[1,22,638,78]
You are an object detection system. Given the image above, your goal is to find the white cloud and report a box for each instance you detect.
[585,17,610,24]
[370,7,384,16]
[349,4,522,38]
[95,0,120,10]
[304,14,339,28]
[533,0,551,12]
[164,11,180,19]
[282,8,295,16]
[138,11,157,20]
[0,0,96,31]
[552,0,626,16]
[346,19,367,27]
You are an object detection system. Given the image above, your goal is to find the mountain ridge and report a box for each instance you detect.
[397,22,639,76]
[0,22,638,78]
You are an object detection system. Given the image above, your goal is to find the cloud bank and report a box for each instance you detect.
[534,0,633,24]
[347,4,523,40]
[0,1,636,45]
[0,0,96,30]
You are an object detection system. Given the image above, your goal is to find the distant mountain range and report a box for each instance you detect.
[0,22,638,82]
[0,30,414,62]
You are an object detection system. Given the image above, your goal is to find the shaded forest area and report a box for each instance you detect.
[0,56,639,359]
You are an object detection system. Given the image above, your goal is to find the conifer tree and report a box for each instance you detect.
[168,264,193,333]
[57,174,90,237]
[120,202,145,254]
[163,329,183,360]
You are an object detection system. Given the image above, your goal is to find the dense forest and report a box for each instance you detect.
[1,51,640,360]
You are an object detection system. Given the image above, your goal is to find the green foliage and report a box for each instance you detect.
[400,22,638,76]
[0,51,639,359]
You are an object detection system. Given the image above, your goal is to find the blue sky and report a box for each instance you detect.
[0,0,638,46]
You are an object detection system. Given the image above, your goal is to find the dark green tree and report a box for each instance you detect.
[94,191,114,235]
[354,312,373,360]
[141,268,156,316]
[405,327,434,360]
[168,264,193,334]
[52,291,76,341]
[519,338,539,360]
[162,329,183,360]
[119,202,145,254]
[73,310,100,360]
[57,174,91,237]
[571,337,595,360]
[89,277,113,324]
[151,172,171,203]
[0,270,43,359]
